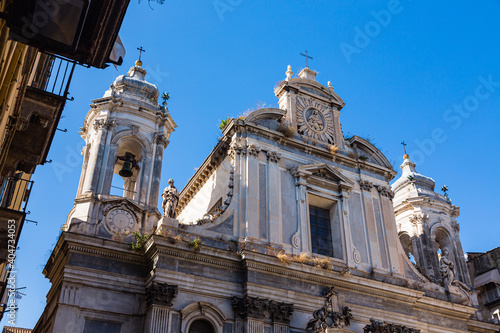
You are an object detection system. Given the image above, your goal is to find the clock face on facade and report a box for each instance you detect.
[106,208,135,234]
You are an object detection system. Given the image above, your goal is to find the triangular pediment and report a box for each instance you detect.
[293,163,354,190]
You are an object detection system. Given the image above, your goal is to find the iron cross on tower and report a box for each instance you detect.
[137,46,146,61]
[300,50,313,68]
[401,141,407,155]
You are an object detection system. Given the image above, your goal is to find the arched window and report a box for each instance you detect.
[188,319,215,333]
[399,233,415,264]
[434,228,452,261]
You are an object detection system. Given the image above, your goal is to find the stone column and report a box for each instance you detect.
[95,120,115,194]
[232,297,294,333]
[81,121,108,194]
[144,282,178,333]
[293,171,308,254]
[245,144,261,239]
[133,149,147,204]
[147,136,167,208]
[332,109,343,148]
[339,190,353,266]
[101,145,118,195]
[229,138,245,238]
[360,181,380,268]
[267,150,282,244]
[429,234,440,280]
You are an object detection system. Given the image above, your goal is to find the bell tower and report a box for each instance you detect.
[392,154,471,286]
[65,59,176,238]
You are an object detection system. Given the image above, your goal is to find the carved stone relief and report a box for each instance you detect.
[363,318,420,333]
[155,134,169,148]
[267,151,282,163]
[145,282,178,307]
[247,144,261,157]
[93,118,115,131]
[312,169,335,182]
[305,287,352,333]
[359,180,373,191]
[296,97,335,144]
[232,296,294,324]
[376,185,394,199]
[409,214,428,225]
[229,138,246,157]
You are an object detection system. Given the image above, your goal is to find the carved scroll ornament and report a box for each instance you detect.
[305,287,352,333]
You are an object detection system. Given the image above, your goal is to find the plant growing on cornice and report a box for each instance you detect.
[188,238,202,252]
[219,117,232,131]
[277,123,296,138]
[328,144,339,155]
[131,232,149,251]
[277,251,292,264]
[348,152,358,159]
[359,155,368,161]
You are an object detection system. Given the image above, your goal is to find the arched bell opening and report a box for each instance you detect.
[111,138,145,200]
[434,227,453,261]
[399,232,416,264]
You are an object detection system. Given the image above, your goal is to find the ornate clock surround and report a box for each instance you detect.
[103,202,139,235]
[296,96,335,144]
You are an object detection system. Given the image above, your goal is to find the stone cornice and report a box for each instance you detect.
[413,295,477,319]
[274,79,345,110]
[178,118,397,212]
[67,244,145,264]
[393,197,460,218]
[466,318,500,333]
[154,248,241,270]
[145,235,242,270]
[239,251,424,305]
[42,232,145,284]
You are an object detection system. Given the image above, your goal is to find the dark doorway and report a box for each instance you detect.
[189,319,215,333]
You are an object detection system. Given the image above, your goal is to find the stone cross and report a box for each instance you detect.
[300,50,313,68]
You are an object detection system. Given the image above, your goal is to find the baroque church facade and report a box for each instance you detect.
[33,60,499,333]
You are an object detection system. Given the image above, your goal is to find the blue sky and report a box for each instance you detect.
[4,0,500,329]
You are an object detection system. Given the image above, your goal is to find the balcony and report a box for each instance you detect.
[0,175,32,320]
[4,0,130,68]
[2,53,75,176]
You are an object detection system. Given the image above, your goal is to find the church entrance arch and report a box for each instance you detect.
[188,319,215,333]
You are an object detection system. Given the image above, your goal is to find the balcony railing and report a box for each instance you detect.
[0,176,33,213]
[27,53,76,99]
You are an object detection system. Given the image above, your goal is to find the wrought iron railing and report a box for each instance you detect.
[27,52,76,99]
[0,176,33,212]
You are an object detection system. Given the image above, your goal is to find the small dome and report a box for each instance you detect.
[104,62,159,101]
[391,155,435,194]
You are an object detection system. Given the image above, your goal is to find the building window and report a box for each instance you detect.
[309,205,334,257]
[484,282,500,304]
[189,319,215,333]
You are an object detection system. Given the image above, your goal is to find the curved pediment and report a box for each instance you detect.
[348,136,393,170]
[244,107,287,124]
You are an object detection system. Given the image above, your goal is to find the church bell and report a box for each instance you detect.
[119,161,133,178]
[116,152,139,178]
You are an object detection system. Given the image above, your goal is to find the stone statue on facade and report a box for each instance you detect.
[162,179,179,218]
[439,249,455,287]
[307,109,324,131]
